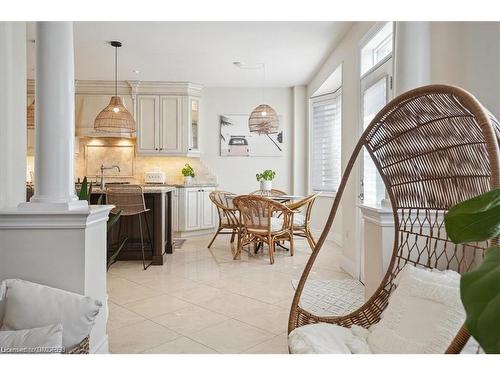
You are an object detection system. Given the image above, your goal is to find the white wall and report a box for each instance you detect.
[200,87,295,194]
[0,22,26,209]
[430,22,500,118]
[307,22,376,276]
[307,21,500,280]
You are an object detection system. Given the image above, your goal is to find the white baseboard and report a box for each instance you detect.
[174,228,216,239]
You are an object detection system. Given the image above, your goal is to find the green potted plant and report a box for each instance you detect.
[256,170,276,191]
[182,163,195,184]
[444,187,500,353]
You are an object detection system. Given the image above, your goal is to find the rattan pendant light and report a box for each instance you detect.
[94,41,136,134]
[248,63,281,151]
[248,63,279,136]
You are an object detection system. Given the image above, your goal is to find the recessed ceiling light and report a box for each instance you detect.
[132,69,140,74]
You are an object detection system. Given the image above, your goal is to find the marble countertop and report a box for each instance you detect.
[88,182,217,194]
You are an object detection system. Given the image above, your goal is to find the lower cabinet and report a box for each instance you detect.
[175,186,216,234]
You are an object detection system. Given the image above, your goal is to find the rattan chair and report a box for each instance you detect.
[288,85,500,353]
[106,185,153,270]
[286,193,320,251]
[250,189,287,197]
[207,191,240,248]
[233,195,295,264]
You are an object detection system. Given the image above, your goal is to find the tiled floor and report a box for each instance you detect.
[107,234,350,354]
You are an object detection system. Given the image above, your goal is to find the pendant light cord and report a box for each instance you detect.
[114,45,118,97]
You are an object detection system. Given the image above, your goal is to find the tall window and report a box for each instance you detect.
[360,22,393,205]
[310,90,342,194]
[360,22,393,77]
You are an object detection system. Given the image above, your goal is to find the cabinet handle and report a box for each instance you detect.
[155,148,159,150]
[159,148,163,151]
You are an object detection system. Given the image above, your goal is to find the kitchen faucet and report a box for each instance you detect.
[100,164,121,189]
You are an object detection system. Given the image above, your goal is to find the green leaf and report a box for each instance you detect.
[444,188,500,244]
[78,177,89,201]
[107,237,127,271]
[97,194,104,205]
[107,210,122,232]
[461,245,500,353]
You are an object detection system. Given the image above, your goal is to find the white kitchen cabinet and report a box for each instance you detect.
[137,94,200,157]
[177,186,215,233]
[188,98,200,155]
[172,188,179,232]
[136,95,160,153]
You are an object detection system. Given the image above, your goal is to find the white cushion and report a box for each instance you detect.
[0,324,63,354]
[367,265,465,353]
[289,323,371,354]
[0,279,101,351]
[293,213,306,227]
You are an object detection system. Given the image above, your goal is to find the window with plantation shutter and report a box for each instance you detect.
[310,90,342,194]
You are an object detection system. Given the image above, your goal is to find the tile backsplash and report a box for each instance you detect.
[26,137,216,186]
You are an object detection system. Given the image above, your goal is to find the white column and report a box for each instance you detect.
[394,22,431,95]
[0,22,26,209]
[24,22,86,210]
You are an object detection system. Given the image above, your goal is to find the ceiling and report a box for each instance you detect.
[26,22,352,87]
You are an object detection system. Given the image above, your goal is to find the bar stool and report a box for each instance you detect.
[106,185,153,270]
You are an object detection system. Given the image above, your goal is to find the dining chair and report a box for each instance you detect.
[106,185,153,270]
[233,195,294,264]
[250,189,287,197]
[286,193,320,251]
[207,190,240,248]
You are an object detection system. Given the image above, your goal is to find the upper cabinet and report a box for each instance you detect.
[189,98,200,154]
[26,80,203,156]
[136,92,201,157]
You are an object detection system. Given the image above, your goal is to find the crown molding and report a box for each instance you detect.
[27,79,203,97]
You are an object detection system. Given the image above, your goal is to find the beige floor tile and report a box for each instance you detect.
[139,275,200,294]
[107,301,146,332]
[201,291,273,318]
[237,282,296,304]
[106,233,349,354]
[245,333,289,354]
[234,304,290,335]
[187,319,274,353]
[123,294,193,318]
[108,320,179,354]
[107,276,161,305]
[273,298,294,309]
[151,304,229,336]
[169,284,227,304]
[142,336,217,354]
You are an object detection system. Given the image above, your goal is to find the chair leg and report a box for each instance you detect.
[144,212,154,254]
[234,230,242,260]
[306,228,316,251]
[289,234,295,257]
[207,227,221,248]
[139,213,152,270]
[230,229,236,243]
[268,236,275,265]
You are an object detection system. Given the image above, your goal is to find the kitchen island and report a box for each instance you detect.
[90,185,176,266]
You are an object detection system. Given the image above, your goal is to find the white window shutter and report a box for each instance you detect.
[310,92,342,193]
